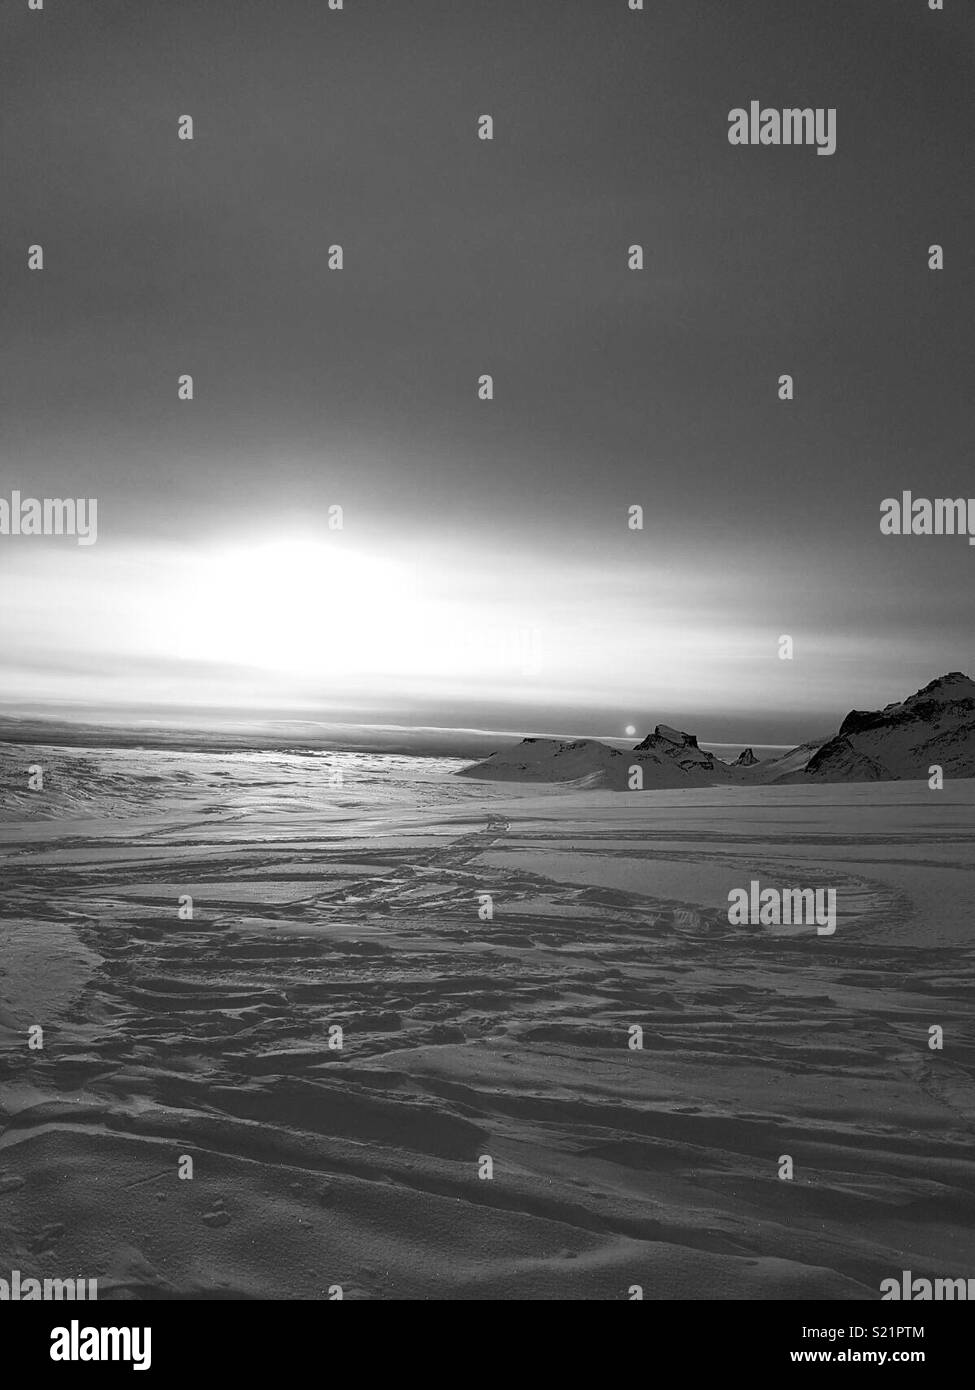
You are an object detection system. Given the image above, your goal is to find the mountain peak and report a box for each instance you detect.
[463,671,975,790]
[804,671,975,782]
[837,671,975,739]
[634,724,700,752]
[902,672,975,707]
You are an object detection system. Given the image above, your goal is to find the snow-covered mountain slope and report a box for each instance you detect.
[455,674,975,789]
[455,737,626,786]
[794,673,975,782]
[458,726,738,788]
[631,725,738,785]
[746,739,826,782]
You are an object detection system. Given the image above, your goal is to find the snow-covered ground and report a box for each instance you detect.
[1,743,973,1299]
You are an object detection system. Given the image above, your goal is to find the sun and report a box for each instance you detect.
[625,724,637,737]
[174,536,419,678]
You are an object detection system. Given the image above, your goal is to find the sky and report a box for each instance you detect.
[1,0,973,747]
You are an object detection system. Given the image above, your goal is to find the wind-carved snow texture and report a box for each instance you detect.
[1,744,974,1299]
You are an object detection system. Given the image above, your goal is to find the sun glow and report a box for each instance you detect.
[174,538,421,678]
[0,526,895,727]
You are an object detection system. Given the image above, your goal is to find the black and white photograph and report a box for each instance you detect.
[1,0,973,1351]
